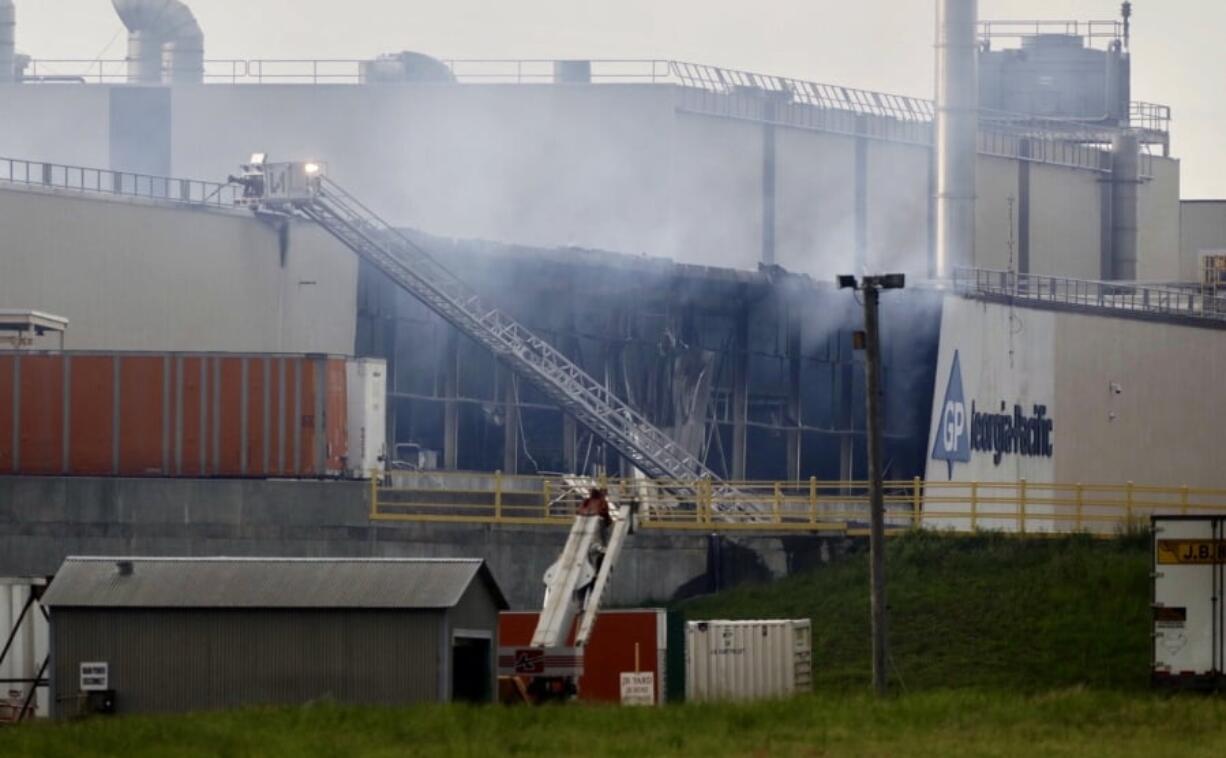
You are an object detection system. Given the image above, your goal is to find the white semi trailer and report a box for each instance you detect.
[1152,515,1226,689]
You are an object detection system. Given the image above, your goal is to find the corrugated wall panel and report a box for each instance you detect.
[0,354,14,472]
[17,356,64,474]
[53,608,444,716]
[66,355,115,475]
[117,356,167,475]
[1,351,356,479]
[246,358,269,476]
[217,357,244,476]
[299,358,318,475]
[177,356,205,476]
[325,358,347,474]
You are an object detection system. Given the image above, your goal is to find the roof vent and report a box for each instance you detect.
[115,560,134,576]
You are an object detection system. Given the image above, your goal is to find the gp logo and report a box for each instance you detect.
[931,350,971,477]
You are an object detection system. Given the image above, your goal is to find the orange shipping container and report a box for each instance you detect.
[0,352,349,478]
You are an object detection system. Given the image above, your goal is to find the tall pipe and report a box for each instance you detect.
[934,0,978,277]
[1110,131,1140,281]
[0,0,15,84]
[112,0,203,84]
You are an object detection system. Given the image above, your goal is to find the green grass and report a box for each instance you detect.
[678,530,1153,692]
[4,690,1226,757]
[1,531,1183,757]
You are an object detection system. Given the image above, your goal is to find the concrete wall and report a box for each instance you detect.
[0,186,357,353]
[1138,157,1183,282]
[866,140,930,274]
[0,82,1178,283]
[926,295,1226,489]
[1179,200,1226,282]
[0,476,835,610]
[0,85,110,167]
[668,112,762,270]
[974,155,1020,272]
[773,128,856,275]
[1029,162,1103,280]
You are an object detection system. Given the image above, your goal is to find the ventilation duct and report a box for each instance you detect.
[0,0,15,84]
[112,0,203,84]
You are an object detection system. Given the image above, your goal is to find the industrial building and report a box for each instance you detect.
[0,1,1224,718]
[41,556,508,715]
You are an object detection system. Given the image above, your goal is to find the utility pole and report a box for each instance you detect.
[838,272,905,696]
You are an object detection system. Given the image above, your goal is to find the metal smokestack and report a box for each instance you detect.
[1110,130,1140,281]
[935,0,978,277]
[0,0,15,84]
[112,0,204,84]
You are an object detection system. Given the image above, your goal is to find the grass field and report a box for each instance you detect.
[3,531,1207,757]
[4,690,1226,757]
[679,529,1153,692]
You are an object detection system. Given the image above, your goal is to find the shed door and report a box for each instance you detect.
[451,635,492,703]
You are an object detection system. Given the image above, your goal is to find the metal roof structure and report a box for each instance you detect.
[42,556,509,610]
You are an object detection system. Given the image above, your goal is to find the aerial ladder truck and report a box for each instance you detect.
[230,157,748,698]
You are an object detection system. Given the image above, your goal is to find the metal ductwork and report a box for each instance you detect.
[934,0,978,277]
[1109,130,1140,281]
[112,0,203,84]
[0,0,15,84]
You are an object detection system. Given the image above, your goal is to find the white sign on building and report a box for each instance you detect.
[619,672,655,706]
[80,662,108,691]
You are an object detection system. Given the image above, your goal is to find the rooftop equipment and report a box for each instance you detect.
[111,0,203,84]
[0,309,67,348]
[359,52,455,84]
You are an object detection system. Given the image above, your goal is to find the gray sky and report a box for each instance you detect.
[14,1,1226,197]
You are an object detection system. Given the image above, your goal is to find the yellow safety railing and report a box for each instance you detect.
[369,471,1226,535]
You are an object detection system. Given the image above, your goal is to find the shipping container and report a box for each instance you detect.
[499,609,674,704]
[0,351,376,479]
[1152,516,1226,689]
[345,358,386,477]
[685,619,811,702]
[0,577,49,720]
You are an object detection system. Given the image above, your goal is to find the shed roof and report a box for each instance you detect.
[42,557,509,610]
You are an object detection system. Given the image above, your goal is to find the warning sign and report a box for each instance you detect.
[80,662,108,692]
[1157,540,1226,565]
[620,672,655,706]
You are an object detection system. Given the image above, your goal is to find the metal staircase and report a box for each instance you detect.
[241,161,735,494]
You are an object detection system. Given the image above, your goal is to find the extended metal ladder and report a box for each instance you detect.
[247,164,733,493]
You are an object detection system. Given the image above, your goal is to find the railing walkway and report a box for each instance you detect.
[0,155,238,207]
[954,268,1226,328]
[371,471,1226,536]
[19,57,1169,154]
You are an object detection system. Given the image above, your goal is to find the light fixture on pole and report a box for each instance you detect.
[838,272,905,696]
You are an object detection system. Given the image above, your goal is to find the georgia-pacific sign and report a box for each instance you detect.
[931,350,1054,477]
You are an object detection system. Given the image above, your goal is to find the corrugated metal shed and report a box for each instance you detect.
[42,556,508,610]
[45,556,507,715]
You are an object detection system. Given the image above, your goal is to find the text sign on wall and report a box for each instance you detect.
[620,672,655,706]
[80,662,108,691]
[1157,540,1226,565]
[931,349,1054,476]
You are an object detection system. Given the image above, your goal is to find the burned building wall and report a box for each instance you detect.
[357,233,942,482]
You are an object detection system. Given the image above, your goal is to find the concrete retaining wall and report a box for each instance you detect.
[0,476,840,609]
